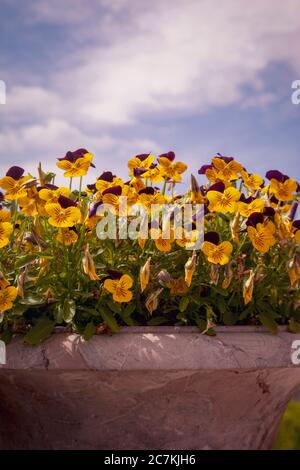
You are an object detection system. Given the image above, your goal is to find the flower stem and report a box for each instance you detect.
[69,177,73,192]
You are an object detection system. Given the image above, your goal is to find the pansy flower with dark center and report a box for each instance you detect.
[128,153,155,177]
[206,182,240,213]
[57,148,94,178]
[199,155,242,183]
[138,186,165,210]
[95,171,123,195]
[157,151,187,182]
[266,170,299,201]
[246,212,276,253]
[202,232,233,265]
[0,166,31,200]
[39,184,70,205]
[45,195,81,228]
[240,170,264,192]
[238,194,264,218]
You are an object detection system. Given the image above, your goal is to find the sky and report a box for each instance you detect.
[0,0,299,188]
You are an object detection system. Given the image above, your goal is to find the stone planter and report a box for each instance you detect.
[0,326,300,450]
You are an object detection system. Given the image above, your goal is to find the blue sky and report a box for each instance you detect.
[0,0,299,187]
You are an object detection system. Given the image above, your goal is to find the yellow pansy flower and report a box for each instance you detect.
[207,187,241,213]
[57,229,78,246]
[175,227,199,249]
[202,240,233,265]
[0,166,31,200]
[157,153,187,182]
[0,283,18,312]
[57,149,94,178]
[0,210,11,222]
[39,185,70,204]
[128,154,155,176]
[95,172,124,194]
[0,221,13,248]
[240,171,263,192]
[104,274,133,303]
[46,196,81,228]
[211,157,243,182]
[269,178,297,201]
[247,221,276,253]
[150,228,173,252]
[237,199,265,218]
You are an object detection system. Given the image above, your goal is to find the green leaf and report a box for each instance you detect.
[223,310,237,326]
[288,318,300,334]
[83,322,96,341]
[24,318,55,346]
[98,306,120,333]
[19,294,45,306]
[258,312,278,334]
[8,304,29,316]
[179,297,189,313]
[15,253,52,269]
[63,299,76,323]
[107,299,121,314]
[119,303,137,326]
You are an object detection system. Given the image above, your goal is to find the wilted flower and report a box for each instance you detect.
[83,244,100,281]
[157,270,171,286]
[145,288,163,315]
[288,256,300,288]
[140,257,151,293]
[243,270,255,305]
[222,263,233,289]
[184,251,197,287]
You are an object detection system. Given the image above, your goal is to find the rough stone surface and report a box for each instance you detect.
[0,326,300,450]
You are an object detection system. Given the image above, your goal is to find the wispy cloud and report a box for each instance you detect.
[0,0,299,179]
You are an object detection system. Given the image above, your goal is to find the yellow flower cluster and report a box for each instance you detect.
[0,150,299,335]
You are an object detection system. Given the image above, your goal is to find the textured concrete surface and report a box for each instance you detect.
[0,326,300,450]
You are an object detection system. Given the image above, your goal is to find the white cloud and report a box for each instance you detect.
[1,0,300,173]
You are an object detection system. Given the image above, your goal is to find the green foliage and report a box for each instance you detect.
[274,401,300,450]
